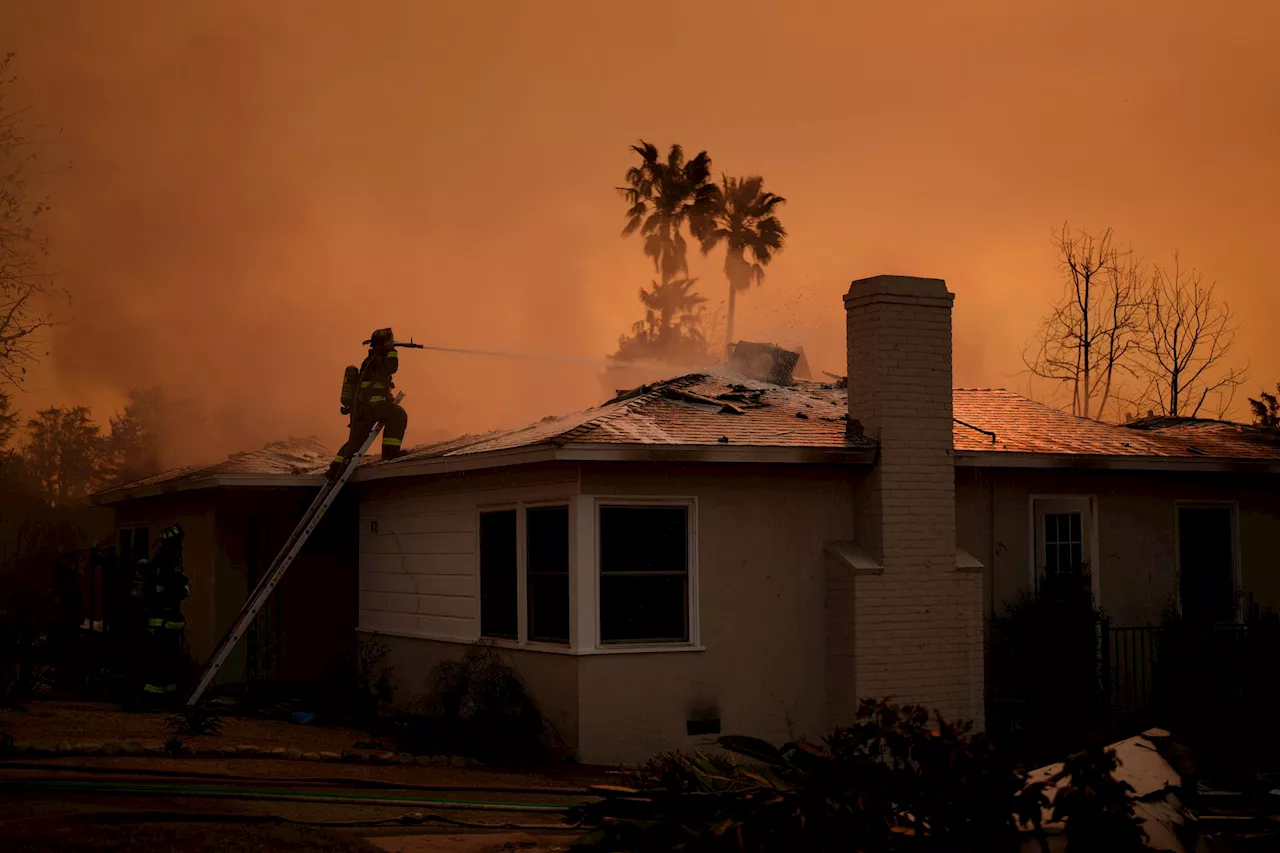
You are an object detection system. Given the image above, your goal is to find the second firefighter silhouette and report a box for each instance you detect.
[136,523,191,700]
[328,327,409,481]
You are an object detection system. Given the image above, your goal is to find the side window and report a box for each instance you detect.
[599,505,690,644]
[526,506,570,645]
[118,526,150,565]
[1033,497,1093,595]
[478,509,517,639]
[1043,512,1084,577]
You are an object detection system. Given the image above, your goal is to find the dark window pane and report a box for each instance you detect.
[600,575,689,643]
[599,506,689,643]
[527,506,569,574]
[527,506,569,644]
[118,529,133,564]
[132,528,149,564]
[1070,512,1082,542]
[479,510,517,639]
[600,506,687,573]
[1070,543,1083,572]
[528,573,570,644]
[1178,507,1236,623]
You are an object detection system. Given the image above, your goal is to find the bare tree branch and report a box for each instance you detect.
[1133,252,1247,418]
[0,52,62,390]
[1022,223,1146,420]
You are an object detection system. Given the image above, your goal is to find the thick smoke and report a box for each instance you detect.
[2,0,1275,467]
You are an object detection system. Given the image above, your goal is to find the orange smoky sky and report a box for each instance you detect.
[2,0,1278,465]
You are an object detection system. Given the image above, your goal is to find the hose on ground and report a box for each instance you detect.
[0,760,593,796]
[0,808,580,832]
[0,778,582,813]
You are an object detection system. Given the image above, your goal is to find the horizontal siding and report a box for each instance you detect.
[358,470,576,641]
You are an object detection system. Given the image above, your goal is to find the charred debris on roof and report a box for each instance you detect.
[607,376,767,415]
[729,340,803,386]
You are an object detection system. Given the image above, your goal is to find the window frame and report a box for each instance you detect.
[476,504,520,642]
[117,524,153,566]
[1027,495,1099,601]
[474,499,575,650]
[1173,500,1241,624]
[593,496,699,651]
[1042,510,1085,577]
[524,502,572,646]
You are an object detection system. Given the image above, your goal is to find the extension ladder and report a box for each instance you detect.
[185,392,405,706]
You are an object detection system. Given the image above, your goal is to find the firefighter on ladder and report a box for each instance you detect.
[140,524,191,702]
[327,327,408,481]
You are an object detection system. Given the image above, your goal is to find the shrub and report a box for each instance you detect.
[987,570,1107,763]
[317,634,395,727]
[398,641,556,764]
[1152,602,1280,776]
[571,699,1145,853]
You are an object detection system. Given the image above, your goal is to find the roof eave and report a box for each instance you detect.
[353,442,877,481]
[89,476,223,505]
[89,473,326,505]
[957,450,1280,474]
[351,446,561,481]
[555,442,877,465]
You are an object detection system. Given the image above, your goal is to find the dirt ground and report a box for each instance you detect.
[0,700,612,851]
[0,700,372,754]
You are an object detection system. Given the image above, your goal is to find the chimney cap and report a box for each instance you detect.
[845,275,952,304]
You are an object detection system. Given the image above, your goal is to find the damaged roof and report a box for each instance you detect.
[369,374,875,469]
[954,389,1280,461]
[93,374,1280,501]
[91,436,330,504]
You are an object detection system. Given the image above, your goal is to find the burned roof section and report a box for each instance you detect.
[91,435,330,504]
[378,373,876,467]
[728,341,804,385]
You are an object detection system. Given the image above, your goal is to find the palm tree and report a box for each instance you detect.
[699,176,787,357]
[617,142,716,348]
[615,277,709,363]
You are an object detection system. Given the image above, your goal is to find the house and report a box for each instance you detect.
[91,275,1280,766]
[90,437,358,686]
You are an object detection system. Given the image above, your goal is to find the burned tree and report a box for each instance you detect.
[21,406,107,506]
[1250,384,1279,428]
[1023,224,1145,421]
[1134,253,1246,418]
[0,53,59,388]
[615,142,716,360]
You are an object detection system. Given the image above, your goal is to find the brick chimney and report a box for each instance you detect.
[834,275,983,727]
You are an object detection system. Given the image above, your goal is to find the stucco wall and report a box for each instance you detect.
[362,632,581,756]
[577,463,858,765]
[356,460,860,766]
[956,466,1280,627]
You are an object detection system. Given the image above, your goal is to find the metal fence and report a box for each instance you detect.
[1102,618,1280,737]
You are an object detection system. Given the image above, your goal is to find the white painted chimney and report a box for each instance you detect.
[833,275,984,727]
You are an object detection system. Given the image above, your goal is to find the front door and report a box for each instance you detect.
[1178,506,1236,623]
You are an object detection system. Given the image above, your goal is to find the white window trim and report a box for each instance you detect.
[591,495,701,653]
[1173,500,1242,623]
[1027,494,1100,602]
[475,499,575,650]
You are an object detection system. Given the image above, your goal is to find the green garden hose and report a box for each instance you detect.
[0,778,580,813]
[1,760,593,796]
